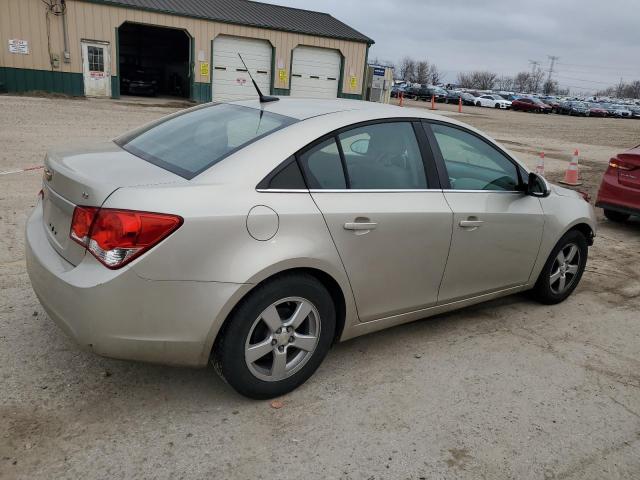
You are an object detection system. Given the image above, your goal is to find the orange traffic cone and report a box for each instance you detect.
[431,95,436,110]
[560,149,582,186]
[458,96,462,113]
[536,151,545,176]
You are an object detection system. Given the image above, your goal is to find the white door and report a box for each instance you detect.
[81,41,110,97]
[212,36,272,102]
[290,46,341,99]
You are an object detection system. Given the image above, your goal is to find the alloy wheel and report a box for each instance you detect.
[549,243,581,294]
[244,297,321,382]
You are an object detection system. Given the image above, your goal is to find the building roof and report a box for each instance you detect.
[85,0,374,44]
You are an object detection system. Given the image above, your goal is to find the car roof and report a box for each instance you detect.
[229,97,443,121]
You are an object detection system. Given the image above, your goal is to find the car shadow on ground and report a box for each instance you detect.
[39,292,535,408]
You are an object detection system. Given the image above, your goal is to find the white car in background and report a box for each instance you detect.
[475,94,512,109]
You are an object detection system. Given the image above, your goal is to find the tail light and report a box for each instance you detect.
[609,158,635,171]
[70,207,183,269]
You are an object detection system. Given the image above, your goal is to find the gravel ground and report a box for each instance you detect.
[1,95,639,480]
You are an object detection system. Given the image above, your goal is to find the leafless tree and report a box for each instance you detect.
[596,79,640,99]
[428,64,442,85]
[513,72,531,92]
[399,56,416,83]
[527,67,545,93]
[542,79,559,95]
[495,76,514,91]
[471,71,497,90]
[456,72,474,88]
[415,61,430,84]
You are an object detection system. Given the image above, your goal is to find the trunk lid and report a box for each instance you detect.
[42,142,185,265]
[616,149,640,190]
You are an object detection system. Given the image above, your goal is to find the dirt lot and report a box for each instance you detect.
[1,95,639,480]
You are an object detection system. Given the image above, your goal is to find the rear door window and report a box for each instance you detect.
[116,104,297,179]
[298,138,347,189]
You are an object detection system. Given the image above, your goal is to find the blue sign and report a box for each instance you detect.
[373,67,385,77]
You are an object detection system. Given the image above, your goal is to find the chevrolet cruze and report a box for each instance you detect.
[26,98,596,398]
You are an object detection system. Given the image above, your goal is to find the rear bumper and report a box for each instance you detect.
[596,172,640,216]
[26,201,246,367]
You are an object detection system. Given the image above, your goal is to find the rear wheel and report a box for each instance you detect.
[476,101,481,107]
[213,273,336,399]
[530,230,588,304]
[604,209,630,222]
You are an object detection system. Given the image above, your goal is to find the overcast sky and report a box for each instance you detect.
[263,0,640,92]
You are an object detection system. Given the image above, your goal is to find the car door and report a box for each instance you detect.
[479,95,492,107]
[423,121,545,303]
[298,120,453,322]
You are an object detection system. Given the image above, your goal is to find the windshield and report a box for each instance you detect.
[116,104,297,179]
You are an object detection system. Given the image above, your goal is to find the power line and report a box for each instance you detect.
[557,61,637,71]
[555,75,613,85]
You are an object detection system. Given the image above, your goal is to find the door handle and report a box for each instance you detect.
[344,222,378,231]
[459,219,484,228]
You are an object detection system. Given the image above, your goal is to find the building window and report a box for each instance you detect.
[88,46,104,72]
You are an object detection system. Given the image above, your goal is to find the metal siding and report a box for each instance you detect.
[3,0,366,98]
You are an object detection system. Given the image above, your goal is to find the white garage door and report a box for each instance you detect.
[212,36,272,102]
[290,46,341,99]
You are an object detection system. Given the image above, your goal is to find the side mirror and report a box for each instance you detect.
[526,172,550,197]
[350,138,369,155]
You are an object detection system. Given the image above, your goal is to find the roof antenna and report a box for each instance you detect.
[238,53,279,103]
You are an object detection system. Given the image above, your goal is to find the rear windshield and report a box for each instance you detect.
[116,104,297,179]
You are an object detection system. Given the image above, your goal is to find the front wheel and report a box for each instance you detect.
[213,273,336,399]
[530,230,588,304]
[476,101,481,107]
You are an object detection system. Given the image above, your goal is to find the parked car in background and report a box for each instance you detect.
[120,67,159,96]
[475,94,512,109]
[501,94,520,102]
[444,90,475,105]
[26,98,596,399]
[511,97,552,113]
[628,106,640,118]
[544,98,564,113]
[557,101,574,115]
[608,104,633,118]
[431,86,449,102]
[587,104,608,117]
[407,85,447,102]
[567,101,590,116]
[444,90,462,104]
[391,85,407,98]
[460,92,477,106]
[596,145,640,222]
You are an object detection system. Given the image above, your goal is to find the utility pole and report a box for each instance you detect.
[528,60,541,75]
[546,55,559,85]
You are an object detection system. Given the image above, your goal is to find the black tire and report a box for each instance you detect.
[494,103,500,109]
[604,209,630,222]
[213,273,336,399]
[530,230,588,305]
[476,101,481,107]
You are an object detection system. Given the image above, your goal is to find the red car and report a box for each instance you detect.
[596,145,640,221]
[511,97,552,113]
[588,104,609,117]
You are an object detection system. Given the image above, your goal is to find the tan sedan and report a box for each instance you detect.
[26,98,596,398]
